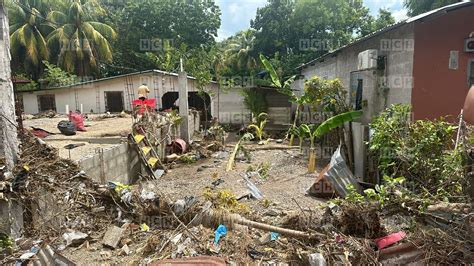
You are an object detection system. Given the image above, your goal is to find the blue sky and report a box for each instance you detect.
[215,0,408,41]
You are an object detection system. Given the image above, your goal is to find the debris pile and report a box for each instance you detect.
[0,127,472,265]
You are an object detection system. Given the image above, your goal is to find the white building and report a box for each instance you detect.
[18,69,253,125]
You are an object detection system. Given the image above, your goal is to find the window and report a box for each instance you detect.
[37,94,56,112]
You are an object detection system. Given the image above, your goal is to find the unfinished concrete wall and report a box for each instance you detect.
[299,23,415,123]
[0,2,18,169]
[79,143,141,184]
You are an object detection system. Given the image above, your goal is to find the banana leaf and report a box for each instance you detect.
[259,54,281,88]
[313,110,362,137]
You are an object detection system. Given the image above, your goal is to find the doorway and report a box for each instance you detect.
[38,94,56,112]
[105,91,124,112]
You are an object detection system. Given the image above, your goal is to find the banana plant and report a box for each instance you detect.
[248,112,268,142]
[260,54,312,146]
[288,124,308,152]
[226,132,254,172]
[302,110,363,173]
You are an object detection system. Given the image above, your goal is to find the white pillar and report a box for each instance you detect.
[178,71,190,143]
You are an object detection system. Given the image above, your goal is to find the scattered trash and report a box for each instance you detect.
[63,231,88,247]
[171,233,183,245]
[30,127,54,138]
[69,112,87,131]
[243,177,263,200]
[308,252,327,266]
[57,120,77,136]
[306,146,362,198]
[140,190,157,201]
[213,224,227,247]
[259,232,280,244]
[140,223,150,232]
[375,231,407,249]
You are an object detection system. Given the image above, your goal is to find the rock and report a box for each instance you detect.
[120,244,131,255]
[174,200,186,215]
[212,151,229,159]
[102,226,125,249]
[264,209,280,217]
[276,139,283,143]
[63,231,88,247]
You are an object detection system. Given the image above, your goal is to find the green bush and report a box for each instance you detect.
[369,104,464,198]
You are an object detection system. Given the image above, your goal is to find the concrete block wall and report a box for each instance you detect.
[79,142,141,184]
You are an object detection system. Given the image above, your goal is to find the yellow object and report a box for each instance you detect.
[23,165,29,171]
[142,146,151,155]
[134,134,145,143]
[147,157,158,167]
[140,223,150,232]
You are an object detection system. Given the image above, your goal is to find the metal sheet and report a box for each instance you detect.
[323,146,363,197]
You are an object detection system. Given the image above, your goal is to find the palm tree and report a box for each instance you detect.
[225,29,257,71]
[46,0,116,77]
[8,0,50,79]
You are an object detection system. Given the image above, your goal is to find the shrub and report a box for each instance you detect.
[369,104,464,198]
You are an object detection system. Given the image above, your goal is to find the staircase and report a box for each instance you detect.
[129,128,165,179]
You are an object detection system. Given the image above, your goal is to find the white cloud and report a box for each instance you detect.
[392,8,408,21]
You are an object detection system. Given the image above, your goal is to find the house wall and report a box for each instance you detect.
[20,72,219,118]
[412,6,474,121]
[299,23,415,124]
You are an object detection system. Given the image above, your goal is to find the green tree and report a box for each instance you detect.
[46,0,116,77]
[404,0,461,16]
[224,29,258,71]
[360,8,396,36]
[98,0,220,76]
[8,0,51,79]
[289,0,370,55]
[250,0,294,56]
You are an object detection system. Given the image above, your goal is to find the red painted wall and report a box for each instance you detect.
[412,6,474,121]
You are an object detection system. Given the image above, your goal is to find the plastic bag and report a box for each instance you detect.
[57,120,76,136]
[69,112,86,131]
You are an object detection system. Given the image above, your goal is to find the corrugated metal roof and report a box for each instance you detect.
[23,69,217,92]
[297,1,474,70]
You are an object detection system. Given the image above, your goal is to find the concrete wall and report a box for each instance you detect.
[0,3,18,169]
[298,23,415,123]
[79,142,141,184]
[216,87,252,125]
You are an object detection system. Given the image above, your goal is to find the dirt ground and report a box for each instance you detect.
[157,145,327,212]
[23,115,132,161]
